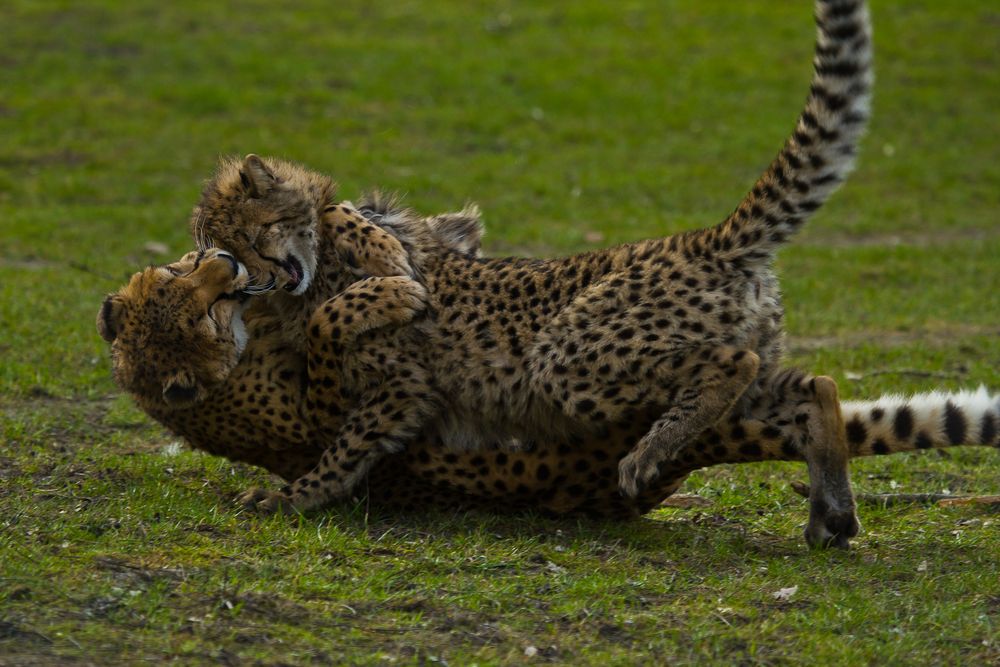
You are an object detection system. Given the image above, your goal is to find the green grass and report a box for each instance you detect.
[1,0,998,664]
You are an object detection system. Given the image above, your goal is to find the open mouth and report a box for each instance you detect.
[282,255,304,292]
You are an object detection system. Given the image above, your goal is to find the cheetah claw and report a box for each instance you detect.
[237,487,296,516]
[394,279,428,316]
[378,254,415,280]
[617,449,660,499]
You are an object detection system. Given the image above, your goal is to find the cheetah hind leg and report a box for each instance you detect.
[799,375,860,549]
[618,347,761,498]
[736,370,860,548]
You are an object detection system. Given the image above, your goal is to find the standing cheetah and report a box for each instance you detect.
[194,1,873,545]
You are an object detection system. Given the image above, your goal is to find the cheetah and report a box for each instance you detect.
[98,248,1000,548]
[190,0,876,544]
[100,197,481,420]
[97,247,427,479]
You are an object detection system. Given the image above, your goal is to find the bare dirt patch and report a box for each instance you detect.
[805,227,1000,248]
[789,325,1000,353]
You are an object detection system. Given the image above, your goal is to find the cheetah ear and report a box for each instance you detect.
[427,204,485,257]
[240,154,276,198]
[97,294,125,343]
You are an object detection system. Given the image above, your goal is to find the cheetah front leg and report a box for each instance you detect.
[239,275,433,514]
[241,371,438,514]
[321,203,414,279]
[305,273,429,432]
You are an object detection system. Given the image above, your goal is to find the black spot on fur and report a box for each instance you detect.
[761,425,782,439]
[980,413,997,446]
[943,402,967,445]
[845,417,867,446]
[781,438,798,457]
[893,407,914,441]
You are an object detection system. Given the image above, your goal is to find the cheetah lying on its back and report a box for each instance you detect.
[98,245,1000,532]
[190,1,875,545]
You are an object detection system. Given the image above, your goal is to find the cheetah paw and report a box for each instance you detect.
[617,449,662,499]
[237,487,296,516]
[804,497,861,550]
[375,277,428,323]
[391,278,428,315]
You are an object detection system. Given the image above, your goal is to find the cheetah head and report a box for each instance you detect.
[191,154,336,296]
[97,249,259,410]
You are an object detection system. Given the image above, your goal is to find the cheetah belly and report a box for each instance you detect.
[426,353,587,451]
[419,260,786,450]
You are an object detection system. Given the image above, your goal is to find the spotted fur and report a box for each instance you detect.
[98,249,254,409]
[101,200,482,477]
[192,1,875,546]
[98,250,999,546]
[99,252,429,481]
[842,388,1000,455]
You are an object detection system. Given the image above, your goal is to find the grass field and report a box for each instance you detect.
[1,0,998,664]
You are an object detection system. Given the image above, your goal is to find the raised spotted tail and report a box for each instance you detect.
[843,387,1000,456]
[705,0,873,265]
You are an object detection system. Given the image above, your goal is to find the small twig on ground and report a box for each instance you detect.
[789,481,999,507]
[937,495,1000,507]
[658,494,713,508]
[845,369,965,381]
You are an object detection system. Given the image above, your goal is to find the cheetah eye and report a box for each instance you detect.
[261,214,296,231]
[252,222,276,246]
